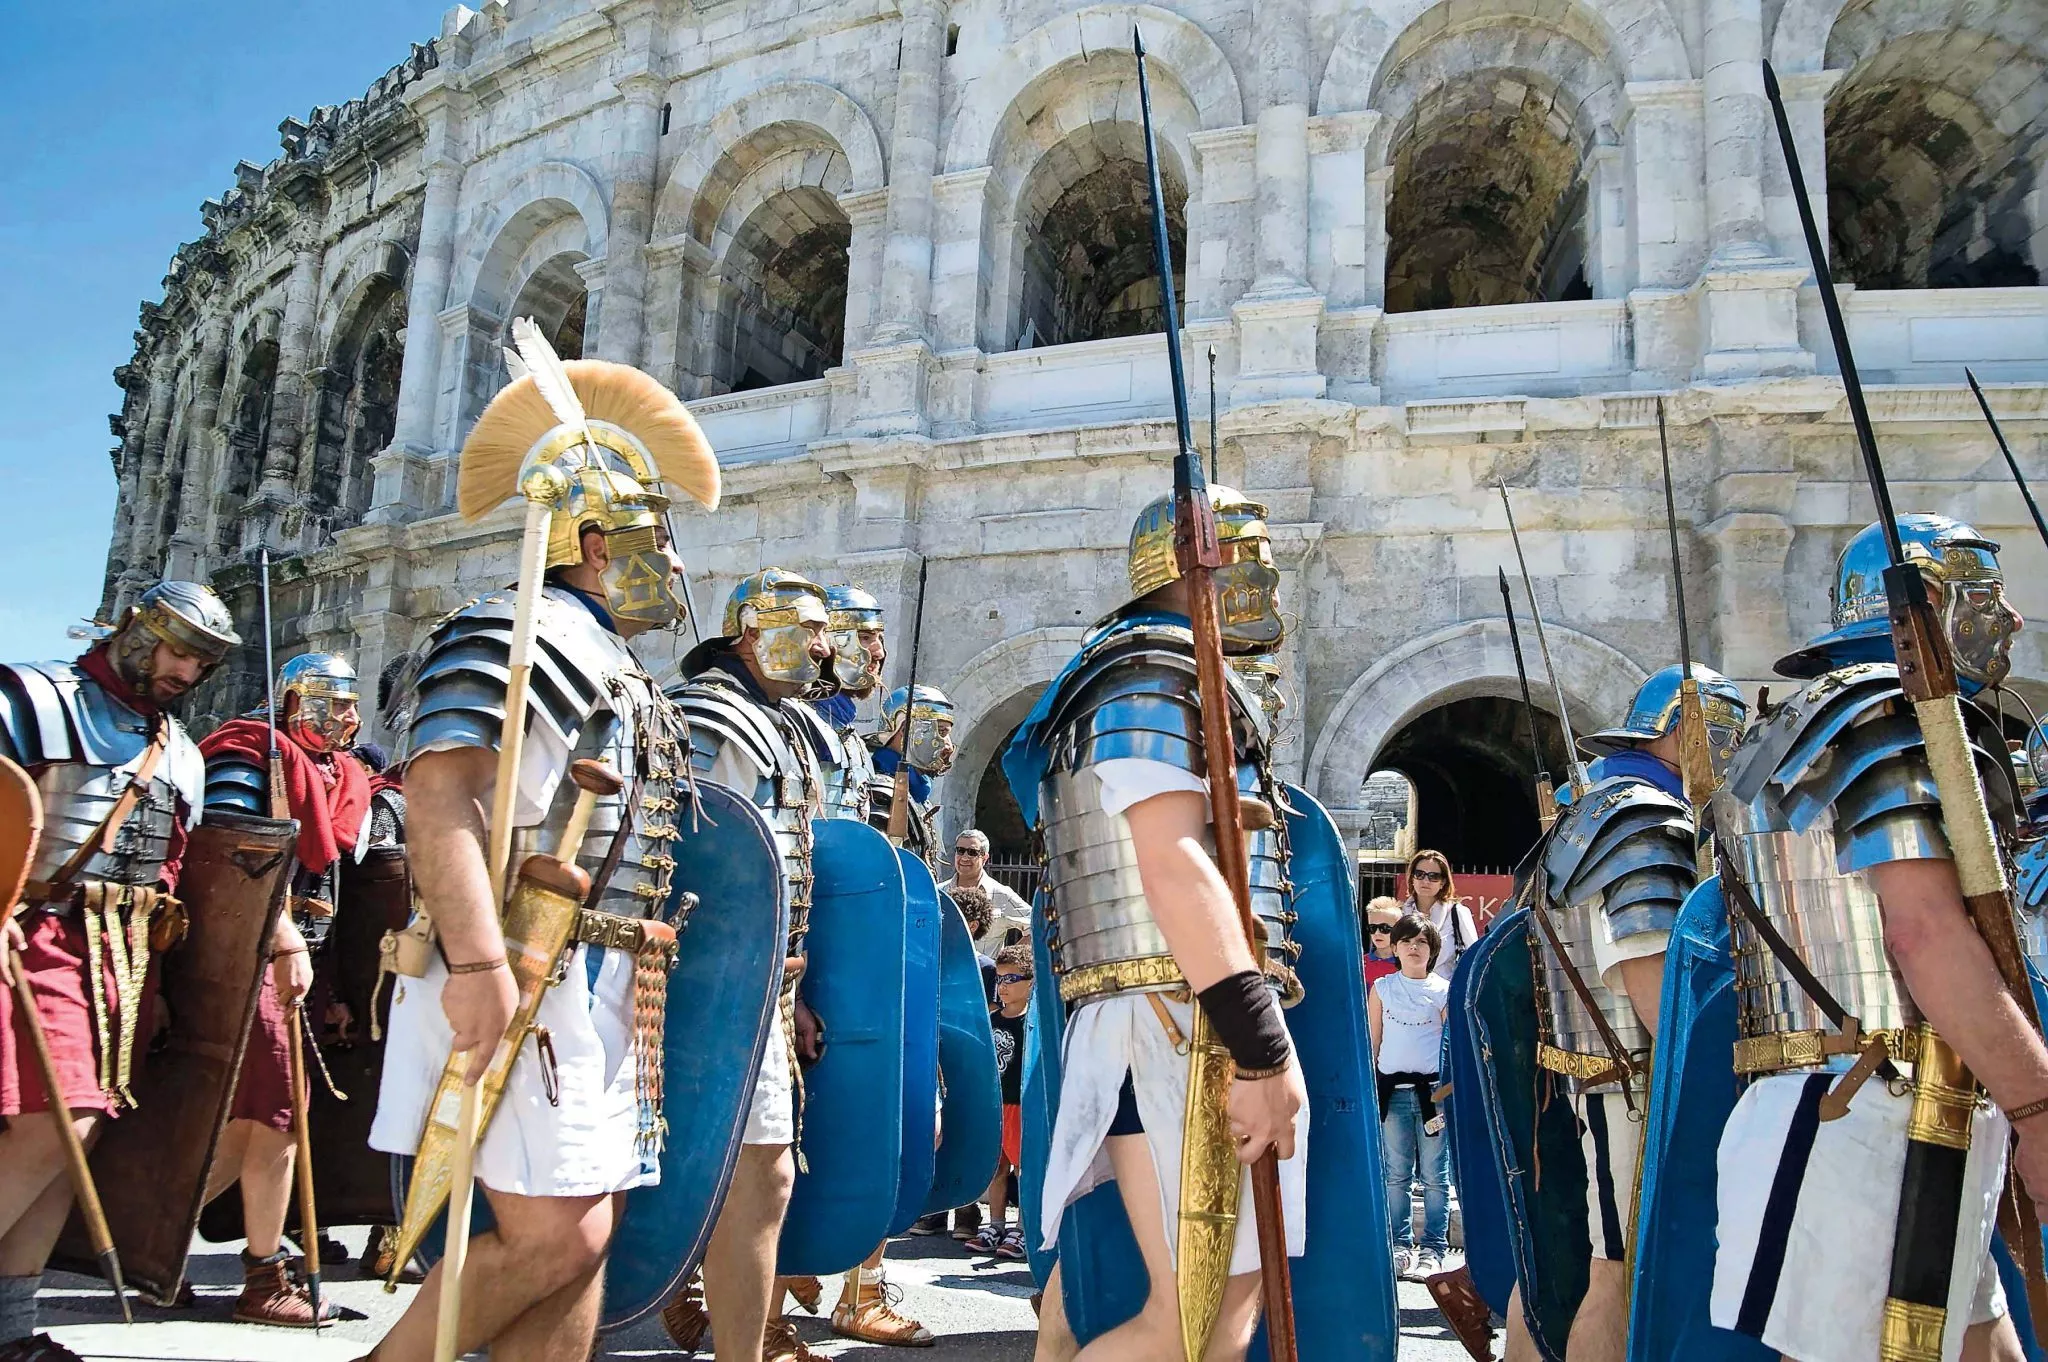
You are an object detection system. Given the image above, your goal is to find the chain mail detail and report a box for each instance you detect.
[1717,663,2018,1070]
[1034,623,1295,1007]
[1536,775,1696,1091]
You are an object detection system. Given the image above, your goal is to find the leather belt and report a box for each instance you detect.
[571,907,679,966]
[1733,1025,1925,1076]
[1057,955,1303,1007]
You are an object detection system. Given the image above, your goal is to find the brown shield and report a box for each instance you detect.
[199,843,412,1240]
[55,811,293,1303]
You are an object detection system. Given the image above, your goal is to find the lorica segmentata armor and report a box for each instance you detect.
[404,589,685,920]
[0,661,202,892]
[1716,663,2017,1076]
[1537,774,1696,1091]
[1036,623,1298,1008]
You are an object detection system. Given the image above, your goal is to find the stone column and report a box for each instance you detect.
[166,315,231,579]
[872,0,944,343]
[1694,0,1812,379]
[593,71,664,365]
[261,231,325,500]
[133,364,179,573]
[1234,0,1324,401]
[371,84,466,524]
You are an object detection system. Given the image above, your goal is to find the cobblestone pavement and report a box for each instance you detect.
[36,1227,1486,1360]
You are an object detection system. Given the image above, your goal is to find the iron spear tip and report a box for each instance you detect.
[1132,25,1144,56]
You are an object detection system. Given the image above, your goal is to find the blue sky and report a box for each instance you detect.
[0,1,448,659]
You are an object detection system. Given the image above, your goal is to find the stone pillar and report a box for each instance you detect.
[1694,0,1812,380]
[872,0,943,344]
[165,315,231,579]
[371,85,466,525]
[261,231,325,499]
[131,363,178,577]
[1250,0,1311,294]
[845,189,927,434]
[593,72,664,365]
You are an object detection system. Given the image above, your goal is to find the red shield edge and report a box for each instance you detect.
[54,811,294,1303]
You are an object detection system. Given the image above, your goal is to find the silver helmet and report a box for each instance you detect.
[881,684,956,775]
[106,580,240,695]
[278,652,361,753]
[1579,663,1747,777]
[824,585,886,698]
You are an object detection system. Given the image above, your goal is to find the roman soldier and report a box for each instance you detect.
[664,569,841,1362]
[816,584,885,825]
[0,581,237,1361]
[361,334,716,1362]
[194,652,370,1325]
[1633,514,2043,1362]
[1004,487,1392,1360]
[1471,663,1745,1360]
[866,684,955,864]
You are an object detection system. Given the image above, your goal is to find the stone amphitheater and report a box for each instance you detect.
[97,0,2048,865]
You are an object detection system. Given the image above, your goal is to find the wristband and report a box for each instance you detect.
[2008,1095,2048,1124]
[446,956,508,975]
[1195,970,1292,1073]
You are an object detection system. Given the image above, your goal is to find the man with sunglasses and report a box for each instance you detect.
[938,830,1029,955]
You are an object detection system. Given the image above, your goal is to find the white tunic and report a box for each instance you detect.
[1036,757,1309,1276]
[368,712,657,1197]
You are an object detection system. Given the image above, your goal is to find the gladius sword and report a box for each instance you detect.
[1766,58,2048,1349]
[1135,27,1297,1362]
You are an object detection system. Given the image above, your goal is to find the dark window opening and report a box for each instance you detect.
[1017,146,1186,349]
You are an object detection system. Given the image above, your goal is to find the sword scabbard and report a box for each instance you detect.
[1176,1006,1239,1362]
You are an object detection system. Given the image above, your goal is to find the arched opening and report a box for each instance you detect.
[309,275,406,540]
[1824,41,2043,288]
[218,340,278,553]
[1384,74,1595,313]
[1012,123,1185,349]
[972,719,1032,865]
[1369,695,1571,868]
[714,186,850,391]
[508,254,589,360]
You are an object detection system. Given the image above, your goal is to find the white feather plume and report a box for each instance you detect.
[502,347,531,384]
[511,316,587,433]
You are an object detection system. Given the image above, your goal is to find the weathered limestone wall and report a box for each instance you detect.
[99,0,2048,845]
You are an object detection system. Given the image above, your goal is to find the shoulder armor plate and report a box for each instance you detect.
[0,661,204,817]
[1042,623,1267,777]
[402,589,625,762]
[668,675,803,788]
[1543,775,1696,940]
[204,755,268,815]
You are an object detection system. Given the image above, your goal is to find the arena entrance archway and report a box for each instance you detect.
[1369,695,1571,868]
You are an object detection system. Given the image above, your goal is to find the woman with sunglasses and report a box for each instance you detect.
[1400,849,1478,981]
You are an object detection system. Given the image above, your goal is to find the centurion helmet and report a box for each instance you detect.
[1126,486,1283,651]
[1775,514,2020,688]
[456,317,720,631]
[278,652,361,753]
[824,585,886,697]
[881,684,956,775]
[105,580,241,693]
[723,569,831,685]
[1579,663,1747,777]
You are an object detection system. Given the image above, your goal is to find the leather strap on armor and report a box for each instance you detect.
[30,719,170,899]
[1525,868,1640,1106]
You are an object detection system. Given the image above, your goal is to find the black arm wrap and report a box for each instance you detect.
[1195,970,1292,1072]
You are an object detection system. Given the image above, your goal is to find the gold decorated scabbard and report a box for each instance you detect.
[1177,1005,1240,1362]
[385,859,587,1288]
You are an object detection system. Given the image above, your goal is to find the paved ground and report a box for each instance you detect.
[37,1225,1488,1360]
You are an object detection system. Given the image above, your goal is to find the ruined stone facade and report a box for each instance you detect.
[102,0,2048,865]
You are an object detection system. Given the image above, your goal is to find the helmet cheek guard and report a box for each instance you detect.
[109,581,241,695]
[1128,486,1285,651]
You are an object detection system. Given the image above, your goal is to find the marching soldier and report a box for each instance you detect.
[363,333,716,1361]
[196,652,369,1326]
[1478,663,1745,1360]
[0,582,237,1361]
[1002,488,1312,1361]
[1636,515,2044,1362]
[664,570,839,1362]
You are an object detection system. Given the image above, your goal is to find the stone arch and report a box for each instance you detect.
[1821,6,2048,288]
[653,81,885,242]
[939,626,1089,847]
[316,237,411,341]
[943,4,1242,174]
[446,160,609,318]
[1318,0,1684,116]
[309,267,408,537]
[1306,618,1645,810]
[980,50,1199,351]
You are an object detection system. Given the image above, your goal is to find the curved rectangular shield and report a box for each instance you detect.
[1446,909,1522,1317]
[1249,785,1397,1362]
[776,817,909,1276]
[924,890,1001,1216]
[55,811,295,1303]
[888,847,942,1236]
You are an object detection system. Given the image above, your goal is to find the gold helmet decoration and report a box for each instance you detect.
[455,318,720,628]
[277,652,362,754]
[723,569,831,685]
[880,684,956,774]
[1127,486,1284,651]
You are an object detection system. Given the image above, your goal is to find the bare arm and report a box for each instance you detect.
[1617,954,1663,1040]
[1124,789,1260,991]
[1873,857,2048,1211]
[1368,988,1384,1063]
[407,745,519,1083]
